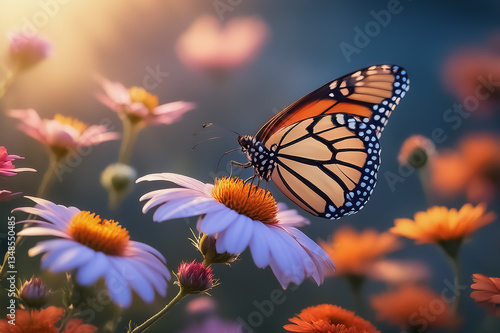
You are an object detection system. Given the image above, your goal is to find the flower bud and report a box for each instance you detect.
[101,163,137,192]
[198,233,238,265]
[19,277,49,308]
[398,135,435,169]
[177,261,214,294]
[101,163,137,209]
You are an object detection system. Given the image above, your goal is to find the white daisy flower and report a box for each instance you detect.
[15,197,171,307]
[137,173,334,288]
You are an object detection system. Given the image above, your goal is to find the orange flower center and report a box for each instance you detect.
[211,177,278,224]
[128,86,159,112]
[67,211,130,256]
[53,114,88,134]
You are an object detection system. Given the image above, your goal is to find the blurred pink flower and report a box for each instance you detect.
[369,260,431,286]
[176,15,269,71]
[8,109,119,157]
[7,31,52,71]
[177,317,242,333]
[96,76,196,126]
[0,190,20,201]
[442,48,500,115]
[0,146,36,177]
[185,297,217,315]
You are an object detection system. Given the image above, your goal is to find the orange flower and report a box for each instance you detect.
[430,150,469,198]
[471,273,500,316]
[430,133,500,202]
[283,304,379,333]
[371,286,458,331]
[320,226,402,276]
[62,319,98,333]
[391,203,495,246]
[0,307,98,333]
[442,47,500,115]
[0,306,63,333]
[398,135,435,168]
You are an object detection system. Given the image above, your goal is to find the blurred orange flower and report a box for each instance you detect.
[369,259,431,286]
[283,304,379,333]
[471,273,500,316]
[391,203,495,246]
[0,306,97,333]
[371,285,458,331]
[176,15,269,72]
[320,226,402,276]
[398,135,435,168]
[430,133,500,202]
[442,48,500,115]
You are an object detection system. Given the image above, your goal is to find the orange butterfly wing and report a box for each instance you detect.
[255,65,409,143]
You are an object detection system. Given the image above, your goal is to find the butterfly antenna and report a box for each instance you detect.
[201,122,241,137]
[191,136,225,151]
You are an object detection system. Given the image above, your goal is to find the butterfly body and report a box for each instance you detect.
[239,65,409,219]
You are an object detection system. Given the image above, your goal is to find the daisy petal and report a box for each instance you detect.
[76,251,109,285]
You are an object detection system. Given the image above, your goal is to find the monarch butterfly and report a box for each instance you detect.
[238,64,409,219]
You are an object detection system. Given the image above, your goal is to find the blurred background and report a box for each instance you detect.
[1,0,500,332]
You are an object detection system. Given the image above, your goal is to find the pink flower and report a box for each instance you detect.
[176,15,269,71]
[0,190,20,201]
[368,260,431,286]
[0,146,36,177]
[7,31,52,71]
[8,109,119,157]
[178,317,242,333]
[177,261,214,294]
[96,76,196,126]
[185,297,217,315]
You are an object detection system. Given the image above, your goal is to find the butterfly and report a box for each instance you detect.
[238,65,409,220]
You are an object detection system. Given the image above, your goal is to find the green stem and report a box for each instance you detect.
[103,306,123,333]
[37,152,61,198]
[418,166,433,206]
[57,307,75,333]
[445,253,462,314]
[118,118,142,165]
[346,274,366,316]
[130,289,187,333]
[0,67,17,100]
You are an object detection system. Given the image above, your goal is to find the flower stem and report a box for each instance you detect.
[118,118,141,165]
[57,307,75,333]
[37,152,61,198]
[0,66,16,100]
[346,274,366,316]
[445,252,462,314]
[130,289,187,333]
[418,166,434,206]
